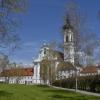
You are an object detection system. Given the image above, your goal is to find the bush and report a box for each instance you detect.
[52,75,100,93]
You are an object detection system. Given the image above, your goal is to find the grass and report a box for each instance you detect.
[0,84,100,100]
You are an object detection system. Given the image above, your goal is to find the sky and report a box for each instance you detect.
[6,0,100,65]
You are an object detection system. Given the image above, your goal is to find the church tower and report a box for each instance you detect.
[63,16,74,64]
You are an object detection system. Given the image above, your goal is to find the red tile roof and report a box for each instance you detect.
[80,66,97,74]
[0,68,34,76]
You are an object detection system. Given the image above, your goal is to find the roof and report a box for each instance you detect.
[57,61,75,71]
[0,68,34,77]
[53,50,64,60]
[80,66,97,74]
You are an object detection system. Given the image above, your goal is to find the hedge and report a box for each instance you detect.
[52,75,100,93]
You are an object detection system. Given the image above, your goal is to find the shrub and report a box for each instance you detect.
[53,75,100,93]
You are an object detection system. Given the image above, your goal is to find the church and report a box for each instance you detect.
[33,16,77,84]
[33,43,64,84]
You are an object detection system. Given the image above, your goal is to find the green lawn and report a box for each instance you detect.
[0,84,100,100]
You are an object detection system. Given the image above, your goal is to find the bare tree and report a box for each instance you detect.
[0,53,9,69]
[40,59,51,85]
[15,67,23,84]
[0,53,9,73]
[0,0,27,83]
[61,0,100,91]
[0,53,9,82]
[0,0,27,50]
[57,61,75,78]
[47,42,57,84]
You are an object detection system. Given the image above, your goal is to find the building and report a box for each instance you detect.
[33,43,63,84]
[63,17,74,64]
[33,16,80,84]
[33,43,49,84]
[80,65,100,76]
[57,62,75,79]
[0,68,34,84]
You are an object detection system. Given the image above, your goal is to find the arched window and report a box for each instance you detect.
[66,35,69,42]
[71,35,73,42]
[44,48,46,54]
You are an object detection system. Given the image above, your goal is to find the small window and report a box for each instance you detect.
[66,35,69,42]
[44,48,46,54]
[71,35,73,42]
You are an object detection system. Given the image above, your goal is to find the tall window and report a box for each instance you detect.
[66,35,69,42]
[71,35,73,42]
[44,48,46,54]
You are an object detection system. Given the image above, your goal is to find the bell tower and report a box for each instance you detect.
[63,16,74,64]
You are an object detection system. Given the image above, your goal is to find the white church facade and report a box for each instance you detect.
[33,44,48,84]
[33,43,64,84]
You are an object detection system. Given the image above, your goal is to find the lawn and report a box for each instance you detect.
[0,84,100,100]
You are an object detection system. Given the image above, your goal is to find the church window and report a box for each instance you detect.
[66,35,69,42]
[71,35,73,42]
[44,48,46,54]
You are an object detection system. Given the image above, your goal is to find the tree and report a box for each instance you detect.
[40,59,51,84]
[0,0,27,81]
[63,0,100,66]
[0,53,9,83]
[61,0,100,91]
[0,0,27,50]
[47,42,59,84]
[14,67,23,84]
[0,53,9,70]
[0,0,27,82]
[39,42,61,84]
[57,61,75,78]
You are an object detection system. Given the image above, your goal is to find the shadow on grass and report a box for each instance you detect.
[43,89,74,94]
[0,90,13,97]
[50,94,68,99]
[44,89,76,100]
[44,89,93,100]
[50,94,90,100]
[36,85,49,88]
